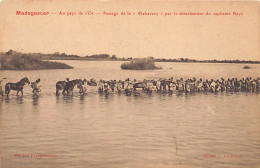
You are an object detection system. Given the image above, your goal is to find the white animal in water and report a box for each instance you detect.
[210,81,216,91]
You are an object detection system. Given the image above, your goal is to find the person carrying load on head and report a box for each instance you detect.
[31,78,41,96]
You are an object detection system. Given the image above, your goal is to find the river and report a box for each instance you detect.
[1,61,260,168]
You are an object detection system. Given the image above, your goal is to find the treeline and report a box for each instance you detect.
[51,52,118,59]
[154,58,260,64]
[50,52,118,60]
[85,54,117,59]
[52,52,80,58]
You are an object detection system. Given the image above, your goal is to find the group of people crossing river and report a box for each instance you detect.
[1,76,259,97]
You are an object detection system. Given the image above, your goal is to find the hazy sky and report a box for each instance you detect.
[0,0,259,60]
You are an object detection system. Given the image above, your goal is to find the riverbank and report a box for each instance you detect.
[0,52,73,70]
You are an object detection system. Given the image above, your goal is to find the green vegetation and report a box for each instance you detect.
[121,58,161,70]
[0,51,73,70]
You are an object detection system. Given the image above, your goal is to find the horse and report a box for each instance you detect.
[5,77,30,96]
[62,79,82,95]
[56,81,67,95]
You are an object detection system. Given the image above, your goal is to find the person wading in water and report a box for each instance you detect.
[31,78,41,97]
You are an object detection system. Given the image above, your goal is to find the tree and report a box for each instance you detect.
[111,55,117,60]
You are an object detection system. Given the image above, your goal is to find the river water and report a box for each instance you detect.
[1,61,260,168]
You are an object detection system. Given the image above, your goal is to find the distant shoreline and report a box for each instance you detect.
[1,50,260,66]
[48,56,260,64]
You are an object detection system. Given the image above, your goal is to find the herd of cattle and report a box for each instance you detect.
[57,77,260,95]
[0,77,259,97]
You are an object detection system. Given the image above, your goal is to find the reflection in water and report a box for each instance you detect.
[16,96,23,104]
[1,62,260,168]
[55,95,62,104]
[62,94,74,103]
[32,96,39,106]
[4,96,10,104]
[79,94,85,102]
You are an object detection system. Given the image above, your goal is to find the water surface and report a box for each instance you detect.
[1,61,260,168]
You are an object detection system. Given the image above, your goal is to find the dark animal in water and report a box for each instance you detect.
[87,78,97,86]
[56,78,70,95]
[56,81,67,95]
[133,82,146,91]
[5,77,30,96]
[107,80,117,92]
[152,80,161,91]
[160,79,174,93]
[62,79,82,94]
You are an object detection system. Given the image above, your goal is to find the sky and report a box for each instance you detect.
[0,0,259,60]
